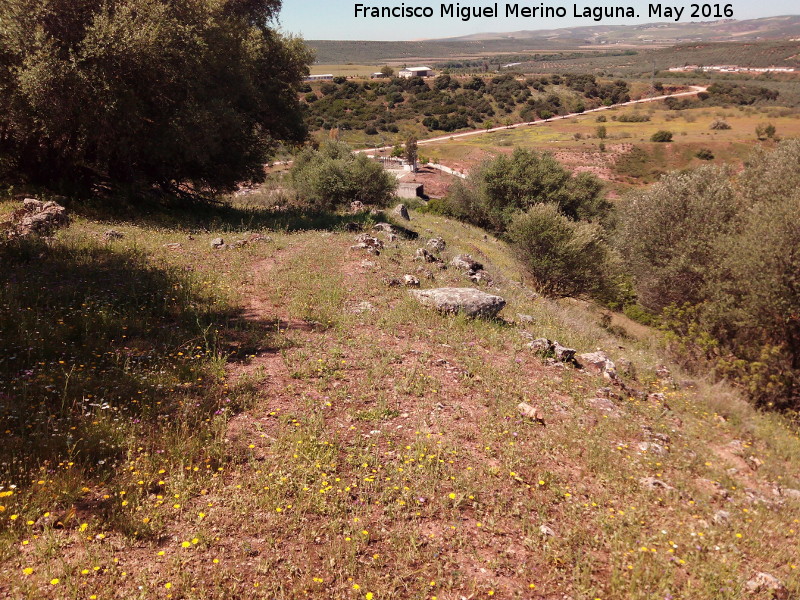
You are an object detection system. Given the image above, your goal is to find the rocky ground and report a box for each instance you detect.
[1,198,799,600]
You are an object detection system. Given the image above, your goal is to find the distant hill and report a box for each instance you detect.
[306,16,800,64]
[435,15,800,43]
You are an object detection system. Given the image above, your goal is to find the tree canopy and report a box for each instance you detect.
[0,0,312,193]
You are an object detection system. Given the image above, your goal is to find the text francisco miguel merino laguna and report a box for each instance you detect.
[354,3,727,22]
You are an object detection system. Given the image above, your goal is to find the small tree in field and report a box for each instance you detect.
[596,125,608,139]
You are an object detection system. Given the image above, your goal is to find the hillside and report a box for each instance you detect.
[437,15,800,43]
[2,197,800,599]
[306,17,800,64]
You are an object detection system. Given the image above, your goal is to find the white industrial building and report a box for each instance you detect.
[304,74,334,82]
[398,66,435,78]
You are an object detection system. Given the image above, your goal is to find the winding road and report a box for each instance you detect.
[359,86,708,178]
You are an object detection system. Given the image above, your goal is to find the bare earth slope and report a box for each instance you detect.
[2,204,800,599]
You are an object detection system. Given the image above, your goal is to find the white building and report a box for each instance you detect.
[398,66,435,78]
[304,74,334,82]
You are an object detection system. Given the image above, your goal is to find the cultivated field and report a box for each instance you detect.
[419,102,800,187]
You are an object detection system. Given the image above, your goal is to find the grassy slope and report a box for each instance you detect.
[1,199,800,599]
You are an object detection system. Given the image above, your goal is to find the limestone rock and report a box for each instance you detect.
[745,573,788,599]
[579,351,617,380]
[373,222,394,234]
[517,402,544,423]
[403,275,421,287]
[426,237,446,252]
[639,477,674,491]
[355,233,384,249]
[414,248,438,263]
[469,269,493,285]
[5,199,70,239]
[211,237,225,249]
[410,288,506,319]
[350,200,365,213]
[451,254,484,272]
[393,204,410,221]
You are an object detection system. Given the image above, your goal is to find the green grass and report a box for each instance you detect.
[1,196,800,599]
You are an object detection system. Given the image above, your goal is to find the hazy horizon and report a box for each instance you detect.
[278,1,798,41]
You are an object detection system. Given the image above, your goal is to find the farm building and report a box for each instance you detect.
[304,74,334,82]
[398,66,435,78]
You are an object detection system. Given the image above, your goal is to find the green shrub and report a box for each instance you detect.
[617,113,651,123]
[616,140,800,409]
[615,165,739,311]
[442,148,608,232]
[709,119,731,130]
[650,130,674,142]
[508,203,617,299]
[695,148,715,160]
[289,141,397,210]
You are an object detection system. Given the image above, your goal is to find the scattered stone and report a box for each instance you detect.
[414,248,438,263]
[528,338,553,354]
[517,402,545,423]
[350,200,365,213]
[553,342,576,363]
[344,222,362,233]
[648,392,666,403]
[637,442,668,456]
[727,440,746,454]
[360,260,377,269]
[373,222,394,234]
[426,237,446,252]
[383,277,402,287]
[587,397,619,415]
[355,233,384,249]
[451,254,484,272]
[393,204,410,221]
[745,573,788,599]
[247,233,272,243]
[415,267,436,280]
[713,510,731,525]
[403,275,421,287]
[231,240,248,249]
[639,477,674,491]
[641,426,671,445]
[102,229,124,241]
[655,365,672,379]
[387,233,398,242]
[410,288,506,319]
[211,237,225,249]
[746,456,764,471]
[4,198,70,239]
[350,301,374,314]
[469,269,493,285]
[516,313,535,323]
[163,243,183,250]
[539,525,556,537]
[781,488,800,500]
[578,351,617,380]
[617,358,636,378]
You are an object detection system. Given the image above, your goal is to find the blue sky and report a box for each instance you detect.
[277,0,798,40]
